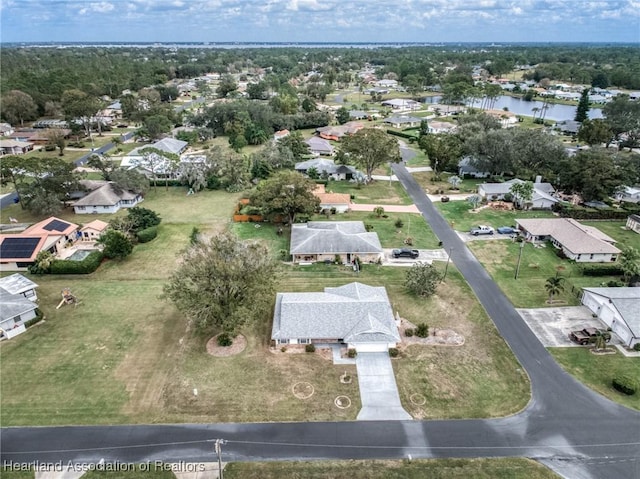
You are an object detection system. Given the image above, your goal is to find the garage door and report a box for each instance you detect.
[353,343,388,353]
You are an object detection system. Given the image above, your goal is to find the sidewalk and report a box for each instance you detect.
[349,203,420,213]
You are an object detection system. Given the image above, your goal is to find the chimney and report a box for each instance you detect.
[535,175,542,184]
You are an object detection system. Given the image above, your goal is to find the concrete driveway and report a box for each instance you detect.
[516,306,618,347]
[355,353,411,421]
[457,231,518,242]
[381,248,449,266]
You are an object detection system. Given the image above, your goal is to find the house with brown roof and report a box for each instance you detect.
[313,185,351,213]
[79,220,109,242]
[516,218,621,262]
[72,180,143,214]
[316,122,363,141]
[0,139,34,155]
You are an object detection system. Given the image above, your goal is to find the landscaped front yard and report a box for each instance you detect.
[328,180,413,205]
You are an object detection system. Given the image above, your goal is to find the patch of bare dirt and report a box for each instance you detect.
[206,334,247,357]
[398,318,465,346]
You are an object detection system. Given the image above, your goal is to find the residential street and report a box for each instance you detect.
[1,164,639,479]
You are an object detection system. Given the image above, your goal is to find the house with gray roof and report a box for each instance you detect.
[0,286,38,340]
[478,178,558,209]
[271,282,401,353]
[121,138,189,175]
[582,287,640,348]
[383,115,423,129]
[516,218,621,262]
[458,156,490,178]
[295,158,358,180]
[0,273,38,302]
[72,180,143,214]
[304,136,334,156]
[290,221,383,264]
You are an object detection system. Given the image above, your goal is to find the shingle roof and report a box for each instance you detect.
[81,219,109,232]
[271,282,400,343]
[0,289,38,324]
[304,137,334,153]
[516,218,621,255]
[583,287,640,337]
[290,221,382,255]
[0,273,38,296]
[73,183,138,207]
[479,179,555,196]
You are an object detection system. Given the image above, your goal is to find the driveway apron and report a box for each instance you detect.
[355,352,412,421]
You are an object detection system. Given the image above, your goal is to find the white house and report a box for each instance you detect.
[295,158,358,180]
[484,109,518,128]
[477,178,558,209]
[375,79,398,88]
[458,157,490,178]
[381,98,421,110]
[427,120,457,134]
[73,181,143,214]
[627,214,640,234]
[271,282,401,353]
[616,186,640,204]
[79,220,109,241]
[314,185,351,213]
[0,277,39,340]
[383,115,422,129]
[121,138,189,175]
[0,139,34,155]
[516,218,621,262]
[0,273,38,302]
[581,287,640,348]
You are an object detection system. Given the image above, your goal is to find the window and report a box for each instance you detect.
[577,254,581,260]
[299,338,310,344]
[277,339,289,345]
[77,206,86,211]
[590,254,594,259]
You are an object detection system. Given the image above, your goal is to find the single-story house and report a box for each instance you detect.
[72,181,143,214]
[0,123,14,136]
[290,221,383,264]
[349,110,369,120]
[271,282,401,353]
[314,185,351,213]
[381,99,421,110]
[376,79,398,88]
[626,214,640,234]
[121,138,189,175]
[0,217,79,271]
[295,158,357,180]
[0,139,34,155]
[458,157,490,178]
[581,287,640,348]
[316,122,364,141]
[477,178,558,209]
[304,137,335,156]
[427,121,457,134]
[8,128,70,145]
[273,129,290,141]
[484,109,518,128]
[0,273,38,301]
[555,120,581,135]
[615,186,640,204]
[79,219,109,241]
[383,115,422,129]
[516,218,621,262]
[0,288,38,340]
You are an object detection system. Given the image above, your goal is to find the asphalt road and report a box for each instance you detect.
[1,164,639,479]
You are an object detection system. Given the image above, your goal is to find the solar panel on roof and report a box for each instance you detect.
[0,237,40,259]
[43,219,70,232]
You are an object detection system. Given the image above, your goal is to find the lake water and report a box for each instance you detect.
[423,95,603,122]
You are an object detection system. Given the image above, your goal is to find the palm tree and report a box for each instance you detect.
[593,330,608,351]
[545,276,565,302]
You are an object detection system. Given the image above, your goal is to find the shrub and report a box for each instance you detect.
[49,251,104,274]
[405,328,414,337]
[136,226,158,243]
[415,323,429,338]
[305,344,316,353]
[347,348,357,358]
[330,207,337,215]
[389,347,399,358]
[606,280,624,287]
[280,346,287,352]
[24,309,44,328]
[581,265,625,276]
[633,343,640,352]
[217,333,233,347]
[364,223,374,232]
[612,374,638,396]
[127,206,161,232]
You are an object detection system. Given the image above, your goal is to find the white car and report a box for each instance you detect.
[470,225,495,236]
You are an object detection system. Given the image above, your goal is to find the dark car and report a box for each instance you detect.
[392,248,420,259]
[497,226,517,234]
[440,196,450,202]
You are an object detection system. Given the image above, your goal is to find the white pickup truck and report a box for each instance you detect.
[470,225,495,236]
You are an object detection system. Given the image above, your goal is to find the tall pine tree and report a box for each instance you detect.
[575,88,590,122]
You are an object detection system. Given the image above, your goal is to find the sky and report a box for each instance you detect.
[0,0,639,44]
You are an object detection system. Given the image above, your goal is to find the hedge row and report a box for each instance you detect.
[386,129,418,142]
[49,251,104,274]
[136,226,158,243]
[580,264,625,276]
[557,206,640,220]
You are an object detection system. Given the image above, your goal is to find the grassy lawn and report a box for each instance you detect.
[413,172,483,195]
[581,220,640,251]
[305,211,440,249]
[327,180,413,205]
[434,200,555,232]
[225,458,559,479]
[549,348,640,411]
[467,240,622,308]
[232,222,288,259]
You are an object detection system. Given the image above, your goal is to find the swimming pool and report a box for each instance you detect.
[67,249,96,261]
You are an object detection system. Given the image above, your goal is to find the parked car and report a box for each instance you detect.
[569,327,611,346]
[470,225,495,236]
[392,248,420,259]
[440,196,450,202]
[497,226,517,234]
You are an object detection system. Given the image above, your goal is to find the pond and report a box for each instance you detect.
[423,95,603,122]
[67,249,96,261]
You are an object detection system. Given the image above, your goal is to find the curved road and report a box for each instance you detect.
[1,164,639,479]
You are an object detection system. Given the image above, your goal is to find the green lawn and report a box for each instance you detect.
[412,172,483,195]
[328,180,413,205]
[581,220,640,251]
[550,348,640,411]
[225,458,560,479]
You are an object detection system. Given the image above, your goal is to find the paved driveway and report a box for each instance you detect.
[381,248,449,266]
[516,306,618,347]
[355,353,411,421]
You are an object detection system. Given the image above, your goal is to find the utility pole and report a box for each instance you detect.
[514,241,525,280]
[214,439,225,479]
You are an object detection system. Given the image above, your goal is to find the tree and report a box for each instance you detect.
[619,247,640,285]
[575,88,590,122]
[1,90,38,126]
[336,107,350,125]
[339,128,401,181]
[577,119,612,146]
[61,89,101,138]
[545,276,565,302]
[251,170,320,225]
[603,95,640,149]
[163,230,277,334]
[373,206,385,218]
[467,194,482,210]
[277,131,310,162]
[509,181,534,209]
[140,115,172,141]
[217,75,238,98]
[139,147,178,191]
[127,206,161,232]
[418,133,463,175]
[97,230,133,260]
[25,190,62,216]
[110,169,150,195]
[405,262,442,297]
[45,128,67,156]
[180,162,208,192]
[448,175,462,189]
